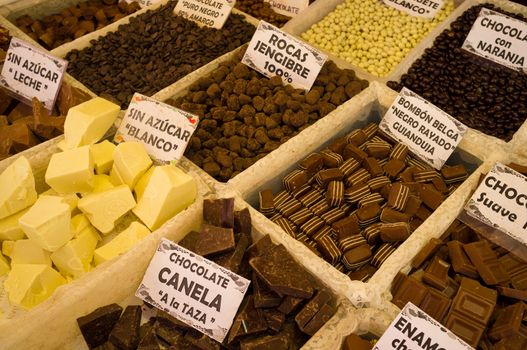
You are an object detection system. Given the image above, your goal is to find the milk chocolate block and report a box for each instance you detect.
[240,333,290,350]
[109,305,142,350]
[447,241,478,278]
[387,183,410,211]
[422,256,449,290]
[441,164,468,184]
[392,275,429,309]
[380,222,410,242]
[299,153,324,176]
[215,233,249,273]
[77,303,123,348]
[411,238,443,269]
[177,230,200,252]
[234,208,252,238]
[419,288,451,322]
[499,254,527,290]
[263,309,286,332]
[247,234,276,259]
[203,198,234,228]
[342,333,373,350]
[463,241,509,285]
[419,185,445,210]
[194,224,235,257]
[301,303,335,335]
[496,286,527,301]
[488,302,524,342]
[278,296,304,315]
[250,244,315,298]
[283,170,308,192]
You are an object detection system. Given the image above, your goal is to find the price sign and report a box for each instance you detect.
[0,38,68,111]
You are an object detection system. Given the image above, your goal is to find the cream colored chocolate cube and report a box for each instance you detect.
[51,227,98,278]
[133,166,197,230]
[91,140,116,175]
[78,185,136,234]
[93,221,150,266]
[0,156,37,219]
[0,208,28,241]
[19,195,72,252]
[10,239,51,266]
[111,141,152,188]
[64,97,120,149]
[45,146,94,194]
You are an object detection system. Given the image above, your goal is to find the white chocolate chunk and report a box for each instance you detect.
[90,174,115,194]
[64,97,120,149]
[133,166,197,230]
[42,188,79,211]
[51,227,98,278]
[45,146,94,194]
[112,141,152,188]
[91,140,116,175]
[93,221,150,266]
[78,185,136,234]
[19,195,72,252]
[4,264,66,309]
[0,156,37,219]
[0,208,28,241]
[10,239,51,266]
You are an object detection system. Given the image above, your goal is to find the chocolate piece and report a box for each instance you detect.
[447,241,479,278]
[380,222,410,242]
[277,296,304,315]
[316,235,342,265]
[339,234,367,252]
[390,143,408,161]
[366,176,391,191]
[300,216,324,237]
[320,149,343,168]
[445,278,497,347]
[195,224,235,257]
[387,183,410,211]
[356,203,381,225]
[178,231,200,252]
[415,205,432,221]
[339,158,360,176]
[347,264,377,282]
[137,326,162,350]
[289,208,313,226]
[320,207,345,224]
[413,169,439,183]
[247,234,276,258]
[392,275,429,309]
[380,207,410,223]
[109,305,141,350]
[422,256,450,290]
[371,243,397,267]
[344,183,370,204]
[411,238,443,269]
[342,245,372,269]
[301,303,335,335]
[420,288,451,323]
[343,333,373,350]
[259,190,275,217]
[315,168,344,187]
[496,286,527,301]
[488,302,524,342]
[364,141,391,158]
[77,303,123,348]
[383,159,406,178]
[215,233,249,273]
[250,244,314,298]
[263,309,286,332]
[499,254,527,290]
[332,216,360,240]
[299,190,322,207]
[239,333,289,350]
[253,273,282,308]
[203,198,234,228]
[295,290,332,329]
[363,157,383,177]
[299,153,324,176]
[347,129,368,146]
[345,168,371,187]
[278,198,302,217]
[464,241,509,285]
[228,296,268,344]
[419,185,445,210]
[343,144,367,161]
[234,208,252,238]
[273,217,297,238]
[283,170,308,192]
[363,223,382,245]
[326,180,344,207]
[441,164,468,184]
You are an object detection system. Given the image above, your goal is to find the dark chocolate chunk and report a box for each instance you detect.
[228,296,268,344]
[137,326,162,350]
[234,208,253,238]
[77,303,123,348]
[253,273,282,308]
[203,198,234,228]
[195,224,235,257]
[215,233,250,274]
[250,244,315,298]
[109,305,142,350]
[178,230,200,253]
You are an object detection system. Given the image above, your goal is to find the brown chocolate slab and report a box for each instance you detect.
[109,305,142,350]
[77,303,123,348]
[250,244,315,299]
[194,224,235,257]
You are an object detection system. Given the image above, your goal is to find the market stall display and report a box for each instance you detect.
[0,0,525,348]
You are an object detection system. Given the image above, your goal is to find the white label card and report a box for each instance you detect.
[242,21,327,91]
[374,302,472,350]
[173,0,233,29]
[0,38,68,111]
[464,163,527,245]
[379,88,467,170]
[114,93,199,163]
[136,238,250,343]
[264,0,309,17]
[382,0,445,19]
[462,8,527,74]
